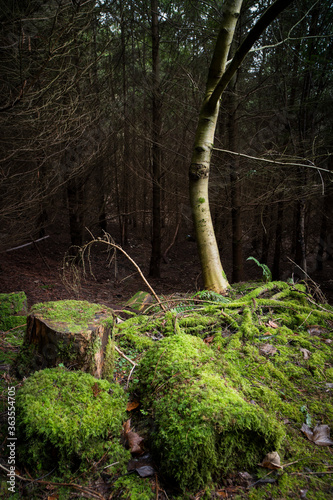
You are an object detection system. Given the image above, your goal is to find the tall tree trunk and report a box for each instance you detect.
[272,201,283,280]
[121,6,129,246]
[149,0,162,277]
[189,0,243,292]
[67,177,85,248]
[228,74,243,282]
[189,0,293,293]
[294,198,307,277]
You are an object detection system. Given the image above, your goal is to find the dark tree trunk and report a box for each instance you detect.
[272,201,283,280]
[228,74,243,283]
[149,0,162,277]
[67,177,85,248]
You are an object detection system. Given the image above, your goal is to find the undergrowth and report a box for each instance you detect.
[1,281,333,499]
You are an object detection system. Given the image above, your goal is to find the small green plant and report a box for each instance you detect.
[247,256,272,282]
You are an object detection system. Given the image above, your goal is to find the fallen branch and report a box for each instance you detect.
[0,463,104,499]
[3,235,50,253]
[75,232,167,312]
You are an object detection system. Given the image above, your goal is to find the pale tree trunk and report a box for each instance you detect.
[189,0,294,293]
[189,0,243,293]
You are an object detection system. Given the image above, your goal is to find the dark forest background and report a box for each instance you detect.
[0,0,332,298]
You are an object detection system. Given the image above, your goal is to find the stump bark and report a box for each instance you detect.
[24,300,114,378]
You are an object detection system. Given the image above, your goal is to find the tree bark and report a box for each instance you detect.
[24,302,113,378]
[189,0,294,293]
[149,0,162,277]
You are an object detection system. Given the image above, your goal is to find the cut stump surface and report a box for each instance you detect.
[24,300,114,377]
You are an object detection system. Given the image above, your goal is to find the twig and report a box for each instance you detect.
[126,364,137,390]
[291,471,333,475]
[114,345,137,389]
[114,345,136,367]
[1,324,26,334]
[248,470,274,488]
[80,233,167,312]
[32,236,51,271]
[102,461,119,470]
[0,463,104,499]
[163,221,180,263]
[3,235,50,253]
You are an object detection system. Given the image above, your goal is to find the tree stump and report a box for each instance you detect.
[23,300,114,378]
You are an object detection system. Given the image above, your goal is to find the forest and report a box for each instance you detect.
[0,0,333,499]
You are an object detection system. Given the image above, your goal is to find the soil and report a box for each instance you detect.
[0,226,332,309]
[0,229,205,311]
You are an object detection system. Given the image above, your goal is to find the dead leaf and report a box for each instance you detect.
[260,451,282,469]
[259,344,278,356]
[136,465,155,477]
[307,325,328,335]
[122,419,144,455]
[204,335,215,344]
[92,382,102,397]
[301,423,333,446]
[266,320,279,328]
[215,491,228,498]
[300,348,312,360]
[126,400,140,411]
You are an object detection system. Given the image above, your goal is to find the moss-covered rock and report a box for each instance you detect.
[16,368,129,472]
[0,291,27,330]
[136,333,285,491]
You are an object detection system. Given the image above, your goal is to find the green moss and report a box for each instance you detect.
[112,475,155,499]
[103,335,116,381]
[16,368,128,472]
[136,333,284,491]
[0,291,27,330]
[30,300,113,333]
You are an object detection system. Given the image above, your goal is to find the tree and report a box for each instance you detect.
[189,0,294,293]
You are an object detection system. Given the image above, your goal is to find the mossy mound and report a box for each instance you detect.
[136,333,285,491]
[0,291,27,330]
[16,368,129,472]
[113,281,333,496]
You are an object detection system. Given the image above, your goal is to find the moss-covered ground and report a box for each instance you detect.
[1,281,333,499]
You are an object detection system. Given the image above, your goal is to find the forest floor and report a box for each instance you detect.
[0,227,333,309]
[1,229,333,500]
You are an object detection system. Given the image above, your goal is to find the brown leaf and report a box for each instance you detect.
[300,348,312,360]
[92,382,102,397]
[301,423,333,446]
[267,320,279,329]
[259,344,278,356]
[204,335,215,344]
[126,401,140,411]
[122,419,144,455]
[260,451,282,469]
[127,431,144,455]
[307,325,328,335]
[123,419,131,435]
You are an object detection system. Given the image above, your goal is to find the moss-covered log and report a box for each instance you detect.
[136,333,285,491]
[22,300,114,377]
